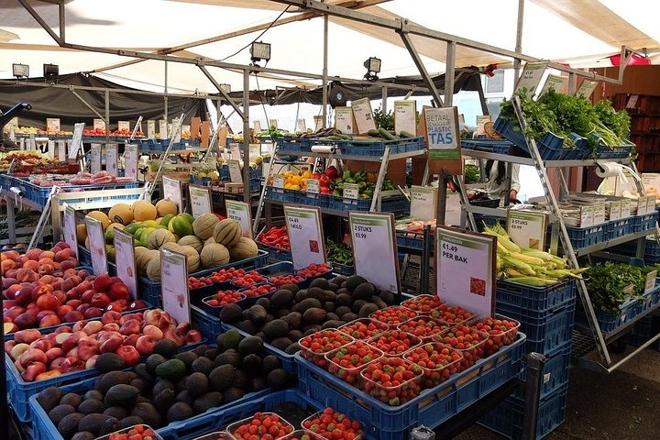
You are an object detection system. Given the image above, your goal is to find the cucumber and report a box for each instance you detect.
[378,127,396,140]
[367,129,381,137]
[399,130,415,138]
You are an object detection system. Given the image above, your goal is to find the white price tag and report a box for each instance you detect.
[621,200,632,219]
[226,200,253,238]
[424,107,460,160]
[334,107,354,134]
[394,100,416,136]
[343,183,359,200]
[576,80,597,98]
[90,143,102,174]
[273,175,285,189]
[228,160,243,184]
[147,120,156,139]
[124,144,139,180]
[85,216,108,276]
[163,176,183,212]
[637,198,648,216]
[410,186,437,221]
[189,186,212,217]
[436,227,496,317]
[580,206,594,227]
[646,195,656,213]
[349,212,400,293]
[253,120,262,133]
[93,119,106,131]
[229,143,241,160]
[69,123,85,159]
[609,201,621,221]
[106,143,118,176]
[306,179,320,195]
[63,206,79,260]
[351,98,377,134]
[160,248,191,325]
[269,119,278,129]
[118,121,130,132]
[476,115,492,136]
[114,229,138,300]
[159,120,168,138]
[539,74,567,97]
[645,270,658,294]
[46,118,60,133]
[296,118,307,133]
[592,204,606,225]
[46,140,55,160]
[506,210,547,250]
[515,62,546,95]
[284,206,326,270]
[57,140,66,162]
[626,95,639,109]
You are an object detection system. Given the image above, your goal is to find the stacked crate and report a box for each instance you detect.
[480,279,576,439]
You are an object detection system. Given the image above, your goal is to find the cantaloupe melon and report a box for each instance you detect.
[178,245,201,273]
[76,223,87,244]
[161,242,180,252]
[200,243,230,268]
[87,211,111,230]
[104,223,124,242]
[132,200,158,222]
[146,254,161,281]
[108,203,133,225]
[178,235,203,253]
[213,219,242,248]
[156,199,178,217]
[229,237,259,261]
[134,246,150,273]
[192,213,219,240]
[147,228,176,250]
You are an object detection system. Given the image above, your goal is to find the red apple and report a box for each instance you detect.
[81,321,103,335]
[116,345,140,365]
[36,293,60,311]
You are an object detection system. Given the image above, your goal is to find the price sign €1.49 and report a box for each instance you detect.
[106,144,118,176]
[160,248,191,325]
[85,216,108,276]
[114,229,138,300]
[284,206,326,270]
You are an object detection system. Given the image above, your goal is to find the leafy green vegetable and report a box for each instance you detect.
[464,164,480,184]
[327,240,353,266]
[373,107,394,130]
[585,262,645,312]
[594,99,631,141]
[500,90,567,142]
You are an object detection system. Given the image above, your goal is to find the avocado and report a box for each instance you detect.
[256,297,271,310]
[242,353,262,372]
[283,312,302,329]
[238,336,263,355]
[261,355,281,374]
[167,402,194,423]
[176,390,193,406]
[57,412,84,439]
[131,402,162,428]
[359,303,379,318]
[306,287,325,301]
[276,308,291,318]
[217,329,242,350]
[83,390,103,402]
[287,329,303,341]
[145,353,167,374]
[37,387,63,413]
[223,387,246,403]
[191,356,214,375]
[335,305,351,317]
[155,359,187,381]
[204,348,219,359]
[103,406,128,420]
[233,370,249,389]
[346,275,367,291]
[294,289,308,303]
[271,337,293,351]
[193,392,223,414]
[263,319,289,340]
[246,305,268,325]
[324,301,336,313]
[60,393,82,409]
[331,275,348,286]
[372,297,388,309]
[336,293,352,307]
[186,372,209,397]
[71,432,95,440]
[292,298,322,314]
[322,320,344,330]
[336,287,351,297]
[118,416,144,430]
[153,339,179,358]
[256,331,266,339]
[285,342,301,354]
[352,300,366,314]
[270,289,294,309]
[94,352,126,373]
[78,398,104,415]
[215,348,242,367]
[130,378,147,393]
[219,303,244,323]
[327,283,339,292]
[309,278,330,290]
[238,320,257,334]
[303,308,327,324]
[104,384,139,408]
[326,312,339,321]
[134,363,151,383]
[79,413,115,436]
[153,388,176,413]
[175,351,198,367]
[48,404,75,425]
[379,290,395,305]
[151,379,175,397]
[281,283,299,294]
[303,325,321,335]
[341,312,358,322]
[209,364,236,391]
[353,282,375,300]
[98,417,121,436]
[267,369,289,390]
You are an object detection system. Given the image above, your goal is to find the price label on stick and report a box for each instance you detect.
[297,118,307,133]
[515,62,546,95]
[63,206,79,260]
[114,229,138,300]
[343,183,359,200]
[106,143,118,176]
[394,100,416,136]
[160,248,191,325]
[90,144,102,174]
[226,200,253,238]
[645,270,658,294]
[147,120,155,139]
[124,144,139,180]
[85,216,108,276]
[162,176,183,212]
[539,75,567,97]
[269,119,278,129]
[436,226,496,317]
[57,140,66,162]
[118,121,130,132]
[228,160,243,184]
[410,186,438,221]
[349,212,400,293]
[273,175,285,189]
[306,179,320,195]
[284,206,326,270]
[506,210,547,250]
[189,186,212,217]
[93,119,106,131]
[69,123,85,159]
[46,118,60,133]
[351,98,376,134]
[334,107,354,134]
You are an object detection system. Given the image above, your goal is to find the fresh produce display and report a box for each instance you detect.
[203,291,245,308]
[339,318,387,339]
[434,324,489,371]
[301,408,363,440]
[228,412,294,440]
[0,151,78,174]
[107,424,159,440]
[403,343,463,388]
[369,306,418,327]
[401,294,442,315]
[472,317,520,355]
[35,331,288,438]
[328,169,395,199]
[281,430,324,440]
[29,171,134,187]
[429,304,475,325]
[299,329,353,367]
[367,330,421,356]
[241,284,276,299]
[397,317,450,341]
[219,275,396,354]
[188,268,267,291]
[360,357,423,405]
[395,218,436,234]
[5,308,202,382]
[257,226,290,251]
[325,341,383,385]
[327,240,353,267]
[584,262,655,312]
[83,127,109,137]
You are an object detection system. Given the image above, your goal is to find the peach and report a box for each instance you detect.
[119,319,141,335]
[36,310,56,320]
[142,325,164,341]
[56,305,73,318]
[135,336,155,355]
[53,290,66,305]
[82,321,103,335]
[59,356,83,373]
[14,312,38,329]
[2,250,20,261]
[61,331,85,353]
[85,355,98,369]
[107,301,126,313]
[91,293,111,309]
[81,289,95,304]
[186,330,203,344]
[54,325,72,334]
[5,268,18,279]
[14,286,34,306]
[36,293,60,311]
[59,259,75,271]
[23,260,40,271]
[100,334,123,353]
[63,311,84,322]
[39,314,61,328]
[123,334,139,347]
[2,278,18,291]
[66,299,82,309]
[4,340,15,353]
[63,268,77,278]
[4,322,18,334]
[5,306,26,321]
[14,329,42,344]
[25,249,42,261]
[77,269,90,279]
[38,274,55,285]
[78,340,99,361]
[1,258,16,273]
[54,332,71,345]
[30,338,54,352]
[49,357,66,369]
[101,310,122,324]
[102,323,120,332]
[40,251,55,260]
[35,370,62,381]
[9,343,30,361]
[18,348,48,368]
[45,347,64,362]
[21,362,47,381]
[116,345,140,365]
[84,307,102,319]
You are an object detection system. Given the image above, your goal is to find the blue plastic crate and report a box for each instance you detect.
[609,236,660,264]
[596,143,633,159]
[16,179,140,207]
[192,305,222,341]
[295,333,525,439]
[461,139,517,155]
[330,261,354,276]
[396,232,425,252]
[265,186,299,203]
[605,218,632,240]
[77,245,92,266]
[566,224,605,249]
[630,213,658,233]
[337,137,425,157]
[257,242,292,263]
[626,314,660,351]
[480,384,568,440]
[514,341,571,400]
[493,117,566,160]
[496,279,576,313]
[576,297,644,335]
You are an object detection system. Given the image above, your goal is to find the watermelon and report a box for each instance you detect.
[160,214,175,227]
[169,214,194,236]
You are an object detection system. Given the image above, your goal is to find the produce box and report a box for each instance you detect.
[493,117,566,160]
[336,136,425,157]
[513,341,571,401]
[576,297,643,335]
[495,279,576,313]
[460,139,519,156]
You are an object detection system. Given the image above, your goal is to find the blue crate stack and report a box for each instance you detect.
[480,279,576,439]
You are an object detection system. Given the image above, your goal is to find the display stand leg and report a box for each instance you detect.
[369,146,391,212]
[421,225,431,294]
[253,143,279,234]
[6,195,16,244]
[522,352,546,440]
[454,176,477,231]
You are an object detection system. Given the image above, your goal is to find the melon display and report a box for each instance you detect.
[178,245,201,273]
[213,219,242,248]
[132,200,158,222]
[192,213,219,240]
[108,203,133,225]
[160,214,175,227]
[178,235,203,253]
[156,199,178,217]
[229,237,259,261]
[76,223,87,244]
[169,214,194,237]
[161,242,180,252]
[200,243,230,268]
[146,254,161,281]
[104,223,124,242]
[147,228,176,249]
[134,246,150,273]
[87,211,111,230]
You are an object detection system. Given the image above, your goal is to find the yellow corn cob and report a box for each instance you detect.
[497,236,522,253]
[505,276,558,287]
[502,255,536,275]
[506,267,526,277]
[520,249,555,261]
[509,252,545,266]
[497,242,511,255]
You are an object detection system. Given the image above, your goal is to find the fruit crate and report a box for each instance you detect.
[396,231,425,252]
[460,139,518,155]
[605,218,632,240]
[9,177,140,207]
[496,279,576,313]
[265,186,299,204]
[595,143,634,159]
[97,425,164,440]
[565,224,605,249]
[513,341,571,401]
[336,137,425,157]
[493,117,566,160]
[495,301,575,355]
[326,194,409,215]
[610,236,660,264]
[479,384,568,440]
[630,212,658,233]
[192,305,223,342]
[641,281,660,313]
[295,333,526,439]
[330,261,354,276]
[576,297,643,335]
[220,323,296,373]
[257,242,292,263]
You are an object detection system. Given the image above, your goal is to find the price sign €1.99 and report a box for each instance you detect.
[284,206,326,270]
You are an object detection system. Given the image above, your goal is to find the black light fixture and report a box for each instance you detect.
[363,57,381,81]
[250,41,271,66]
[12,63,29,79]
[43,63,59,80]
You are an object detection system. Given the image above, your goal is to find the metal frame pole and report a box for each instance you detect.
[382,86,388,113]
[513,0,525,82]
[444,42,456,106]
[164,61,169,130]
[242,69,251,203]
[399,31,443,106]
[322,14,329,128]
[104,90,110,144]
[521,353,546,440]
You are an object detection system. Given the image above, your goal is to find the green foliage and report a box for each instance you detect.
[585,262,646,311]
[464,164,480,184]
[373,107,394,130]
[594,99,631,140]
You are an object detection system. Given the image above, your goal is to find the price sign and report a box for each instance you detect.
[580,206,594,227]
[609,201,622,221]
[163,176,183,212]
[57,140,66,162]
[645,270,658,294]
[539,75,567,97]
[85,216,108,276]
[515,62,546,95]
[296,118,307,133]
[284,206,326,270]
[189,186,212,217]
[343,183,359,200]
[63,206,79,260]
[352,98,376,134]
[93,119,106,131]
[159,120,168,138]
[646,195,656,213]
[306,179,320,194]
[576,80,597,98]
[90,144,102,173]
[394,100,416,136]
[160,248,191,325]
[335,107,354,134]
[226,200,253,238]
[253,121,262,133]
[229,143,241,160]
[273,175,285,189]
[410,186,438,221]
[424,107,460,160]
[475,115,491,136]
[46,140,55,160]
[436,227,496,317]
[620,200,632,219]
[46,118,60,132]
[349,212,400,293]
[269,119,278,129]
[69,123,85,159]
[106,143,118,176]
[114,229,138,300]
[147,120,156,139]
[314,115,324,131]
[592,204,606,225]
[118,121,130,132]
[506,210,547,250]
[626,95,639,109]
[228,160,243,184]
[124,144,139,180]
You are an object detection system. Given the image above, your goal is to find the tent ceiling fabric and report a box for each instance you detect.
[0,0,657,94]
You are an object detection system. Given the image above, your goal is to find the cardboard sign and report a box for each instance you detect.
[609,200,622,221]
[124,144,139,180]
[284,206,326,270]
[147,120,156,139]
[160,248,191,325]
[515,62,546,95]
[506,209,548,250]
[645,270,658,294]
[57,140,67,162]
[436,227,496,317]
[226,200,253,238]
[476,115,492,136]
[269,119,278,129]
[90,144,102,173]
[229,143,241,160]
[296,118,307,133]
[63,206,79,260]
[349,212,400,293]
[69,123,85,159]
[539,75,567,97]
[424,106,460,160]
[85,216,108,276]
[46,118,60,132]
[410,186,438,221]
[189,186,212,217]
[118,121,130,132]
[114,229,138,300]
[228,160,243,184]
[335,107,354,134]
[106,144,118,176]
[576,80,598,98]
[253,121,262,133]
[93,119,106,131]
[159,120,168,138]
[351,98,377,134]
[343,183,359,200]
[394,100,416,136]
[162,176,183,212]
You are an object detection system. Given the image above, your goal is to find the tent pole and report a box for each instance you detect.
[444,42,456,106]
[513,0,525,82]
[104,90,110,144]
[399,32,443,107]
[243,68,251,204]
[69,88,105,121]
[322,14,329,128]
[198,65,245,118]
[164,61,169,132]
[382,86,388,113]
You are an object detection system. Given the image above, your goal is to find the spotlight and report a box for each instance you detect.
[250,42,271,65]
[363,57,381,81]
[43,63,59,80]
[12,63,29,79]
